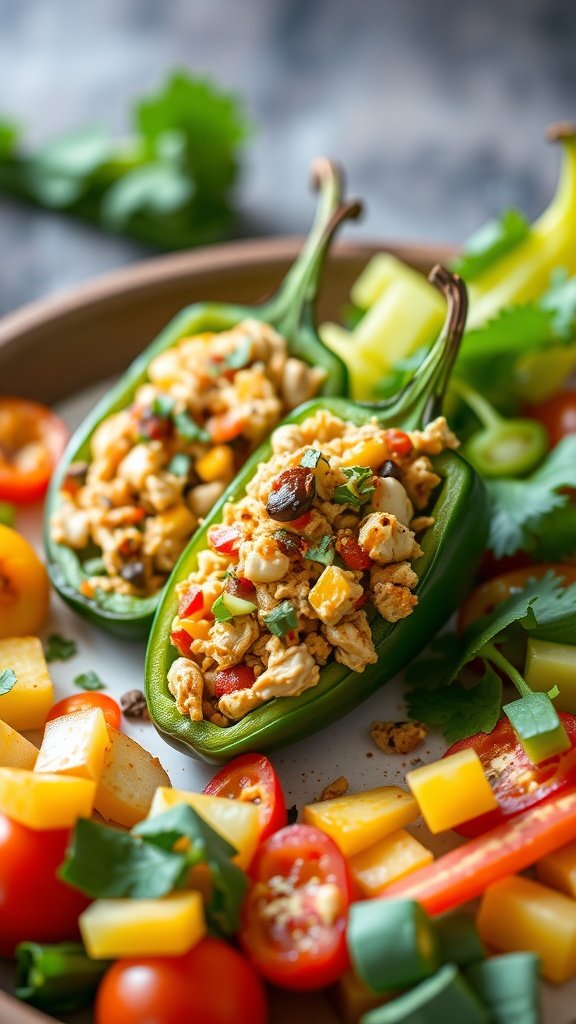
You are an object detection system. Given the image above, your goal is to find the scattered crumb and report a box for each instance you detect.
[120,689,150,720]
[366,751,374,758]
[370,719,428,755]
[287,804,298,824]
[319,775,349,801]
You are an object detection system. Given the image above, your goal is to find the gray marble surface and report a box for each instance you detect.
[1,0,575,316]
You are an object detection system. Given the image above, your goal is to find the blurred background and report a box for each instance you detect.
[1,0,575,316]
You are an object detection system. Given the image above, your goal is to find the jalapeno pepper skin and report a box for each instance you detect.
[43,162,360,640]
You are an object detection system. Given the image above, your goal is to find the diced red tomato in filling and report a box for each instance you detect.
[289,511,313,530]
[208,524,242,554]
[206,410,246,443]
[225,575,257,601]
[178,584,204,618]
[214,664,255,698]
[384,428,413,457]
[170,628,193,658]
[337,535,373,571]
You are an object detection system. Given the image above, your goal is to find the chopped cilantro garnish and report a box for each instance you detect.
[452,208,530,281]
[45,634,77,663]
[333,466,375,507]
[304,535,335,566]
[264,601,298,637]
[173,409,211,444]
[152,394,176,418]
[0,668,17,695]
[212,594,234,622]
[167,453,191,477]
[74,671,106,691]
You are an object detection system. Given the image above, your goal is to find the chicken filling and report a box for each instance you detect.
[167,410,459,725]
[50,320,325,598]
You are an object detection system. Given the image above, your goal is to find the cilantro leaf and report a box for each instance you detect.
[333,466,376,507]
[263,601,298,638]
[74,671,105,691]
[531,504,576,562]
[45,634,77,663]
[487,435,576,556]
[300,449,323,469]
[304,535,335,566]
[173,409,211,444]
[224,336,252,370]
[407,662,502,744]
[453,208,530,281]
[0,668,17,695]
[540,267,576,338]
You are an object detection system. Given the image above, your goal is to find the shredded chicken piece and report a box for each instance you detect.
[358,513,422,564]
[371,561,419,622]
[203,618,259,670]
[251,636,320,699]
[218,687,264,720]
[410,417,459,455]
[402,456,441,510]
[167,658,204,721]
[323,610,378,673]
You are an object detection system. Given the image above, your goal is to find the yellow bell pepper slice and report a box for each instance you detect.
[150,788,260,869]
[34,706,110,781]
[406,749,497,833]
[79,891,205,959]
[524,638,576,715]
[349,828,433,897]
[196,445,234,483]
[302,786,419,858]
[0,717,37,770]
[0,767,95,829]
[0,636,53,730]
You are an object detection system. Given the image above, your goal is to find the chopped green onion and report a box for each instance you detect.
[167,453,191,477]
[465,953,540,1024]
[361,963,490,1024]
[152,394,176,418]
[224,336,252,370]
[174,409,211,444]
[74,671,106,692]
[300,448,323,469]
[0,668,17,695]
[433,911,485,968]
[333,465,375,506]
[348,898,440,993]
[263,600,298,638]
[304,535,335,566]
[45,634,77,663]
[15,942,110,1013]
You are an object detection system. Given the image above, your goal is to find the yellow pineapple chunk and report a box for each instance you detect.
[0,767,95,829]
[0,637,53,730]
[95,727,171,828]
[150,788,260,869]
[79,892,205,958]
[303,786,419,857]
[349,828,433,897]
[0,718,37,769]
[34,706,110,781]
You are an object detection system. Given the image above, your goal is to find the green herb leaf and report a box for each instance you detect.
[0,668,17,695]
[263,600,298,637]
[82,557,107,577]
[0,501,15,527]
[300,449,323,469]
[540,267,576,338]
[333,466,376,507]
[224,336,252,370]
[45,634,77,663]
[152,394,176,418]
[453,208,530,281]
[0,119,19,158]
[102,162,193,228]
[73,671,105,692]
[14,942,110,1014]
[212,594,234,623]
[167,453,191,477]
[407,661,502,746]
[173,409,211,444]
[304,535,335,566]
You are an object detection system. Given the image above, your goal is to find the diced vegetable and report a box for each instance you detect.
[360,963,490,1024]
[94,727,171,828]
[150,787,260,869]
[335,969,391,1024]
[466,953,541,1024]
[0,717,37,769]
[433,911,485,967]
[349,829,433,897]
[196,445,234,483]
[15,942,110,1014]
[263,600,298,637]
[406,749,497,833]
[536,838,576,897]
[348,899,440,992]
[383,788,576,915]
[339,438,389,471]
[0,528,50,638]
[302,786,419,858]
[477,874,576,984]
[79,892,205,959]
[525,638,576,714]
[0,636,53,729]
[503,691,571,764]
[178,617,211,641]
[0,768,95,829]
[34,707,110,781]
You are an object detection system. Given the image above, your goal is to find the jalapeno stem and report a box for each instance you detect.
[455,378,549,478]
[481,641,531,698]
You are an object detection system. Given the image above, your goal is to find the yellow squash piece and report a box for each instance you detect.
[477,874,576,984]
[0,718,37,769]
[537,839,576,898]
[302,786,419,858]
[335,968,392,1024]
[0,636,53,730]
[150,788,260,869]
[0,767,95,829]
[349,828,433,897]
[339,436,390,471]
[34,706,109,781]
[525,638,576,715]
[406,749,497,834]
[79,891,205,959]
[94,727,171,828]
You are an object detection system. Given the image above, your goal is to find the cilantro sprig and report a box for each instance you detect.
[0,668,17,695]
[333,466,375,507]
[452,208,530,281]
[45,634,77,663]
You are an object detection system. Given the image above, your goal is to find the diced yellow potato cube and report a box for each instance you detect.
[0,767,95,829]
[335,968,392,1024]
[196,445,234,483]
[525,638,576,714]
[406,749,497,834]
[79,891,205,959]
[349,828,433,897]
[34,707,109,781]
[308,566,361,625]
[537,840,576,898]
[0,718,37,769]
[150,788,260,869]
[477,875,576,984]
[302,786,419,858]
[94,727,171,828]
[0,636,53,730]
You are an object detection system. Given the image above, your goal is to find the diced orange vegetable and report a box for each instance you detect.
[0,527,50,638]
[339,437,389,470]
[406,749,497,833]
[477,874,576,983]
[34,706,110,781]
[80,892,205,959]
[178,618,211,641]
[349,829,433,897]
[0,767,95,829]
[0,636,54,730]
[150,788,260,869]
[308,566,359,622]
[537,839,576,898]
[302,787,419,858]
[196,445,234,483]
[0,718,37,769]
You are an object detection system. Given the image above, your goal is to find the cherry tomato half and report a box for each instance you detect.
[525,389,576,447]
[445,714,576,838]
[46,692,122,731]
[95,938,268,1024]
[239,824,352,990]
[0,813,89,957]
[204,753,287,841]
[0,398,68,503]
[458,563,576,632]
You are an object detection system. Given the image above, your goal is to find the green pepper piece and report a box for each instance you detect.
[466,953,540,1024]
[146,267,490,762]
[433,910,485,968]
[14,941,110,1013]
[44,159,362,639]
[455,379,549,478]
[348,898,440,993]
[359,963,490,1024]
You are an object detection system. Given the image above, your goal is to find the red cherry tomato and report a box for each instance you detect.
[0,398,68,503]
[208,524,242,554]
[337,535,373,571]
[239,824,352,990]
[95,938,268,1024]
[46,692,122,731]
[204,753,287,841]
[384,428,413,457]
[458,563,576,632]
[0,814,89,957]
[213,664,256,698]
[525,389,576,447]
[445,714,576,838]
